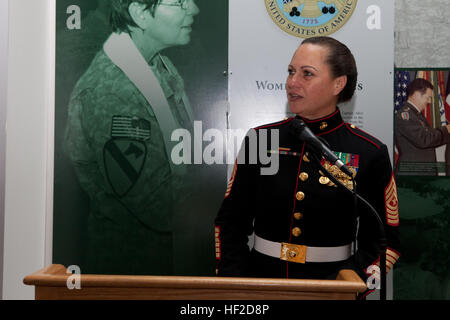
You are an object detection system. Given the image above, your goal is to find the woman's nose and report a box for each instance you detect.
[188,0,200,15]
[287,75,299,89]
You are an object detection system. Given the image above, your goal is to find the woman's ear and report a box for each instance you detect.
[128,2,149,29]
[334,75,347,96]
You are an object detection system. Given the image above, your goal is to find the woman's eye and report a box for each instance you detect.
[304,70,313,77]
[288,68,295,75]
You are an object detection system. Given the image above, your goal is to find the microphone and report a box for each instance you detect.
[290,118,354,178]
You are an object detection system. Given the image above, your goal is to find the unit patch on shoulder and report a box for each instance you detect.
[104,139,147,197]
[400,112,410,121]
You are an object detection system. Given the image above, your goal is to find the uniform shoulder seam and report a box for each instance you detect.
[254,118,293,130]
[345,123,382,149]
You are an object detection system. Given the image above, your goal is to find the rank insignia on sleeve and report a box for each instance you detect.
[400,112,410,120]
[215,226,221,260]
[365,247,400,279]
[385,175,399,226]
[224,161,238,198]
[111,115,151,141]
[386,248,400,272]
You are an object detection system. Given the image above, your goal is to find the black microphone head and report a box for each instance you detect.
[289,118,307,137]
[290,118,324,155]
[290,118,317,142]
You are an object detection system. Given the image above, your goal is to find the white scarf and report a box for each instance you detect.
[103,32,190,174]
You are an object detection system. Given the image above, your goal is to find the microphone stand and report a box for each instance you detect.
[308,151,387,301]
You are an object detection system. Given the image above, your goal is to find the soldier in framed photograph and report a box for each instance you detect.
[394,78,450,176]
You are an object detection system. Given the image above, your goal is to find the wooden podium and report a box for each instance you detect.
[24,264,367,300]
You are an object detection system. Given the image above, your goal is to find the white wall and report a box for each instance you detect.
[395,0,450,67]
[3,0,54,299]
[0,0,9,300]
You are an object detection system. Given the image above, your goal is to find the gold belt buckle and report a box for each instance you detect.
[280,242,307,264]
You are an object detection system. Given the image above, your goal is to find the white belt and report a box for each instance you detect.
[254,235,352,263]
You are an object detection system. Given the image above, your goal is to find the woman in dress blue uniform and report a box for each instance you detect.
[215,37,400,297]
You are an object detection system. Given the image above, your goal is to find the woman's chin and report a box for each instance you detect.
[178,32,192,45]
[288,104,306,117]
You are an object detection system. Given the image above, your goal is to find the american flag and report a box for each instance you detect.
[445,72,450,123]
[394,71,410,168]
[437,71,447,126]
[394,71,410,111]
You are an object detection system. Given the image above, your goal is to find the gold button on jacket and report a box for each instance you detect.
[320,122,328,130]
[299,172,309,181]
[296,191,305,201]
[319,176,330,185]
[292,227,302,237]
[294,212,303,220]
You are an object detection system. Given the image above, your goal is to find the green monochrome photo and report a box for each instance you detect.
[54,0,228,276]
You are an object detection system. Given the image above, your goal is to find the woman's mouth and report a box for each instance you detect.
[288,93,303,101]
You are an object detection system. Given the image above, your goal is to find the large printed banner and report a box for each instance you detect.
[229,0,394,159]
[226,0,395,299]
[54,0,395,280]
[54,0,228,276]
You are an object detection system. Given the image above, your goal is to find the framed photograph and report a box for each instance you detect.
[394,68,450,176]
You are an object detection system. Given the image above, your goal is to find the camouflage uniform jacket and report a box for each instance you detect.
[64,43,191,233]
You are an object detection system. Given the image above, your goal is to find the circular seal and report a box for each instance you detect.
[265,0,358,38]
